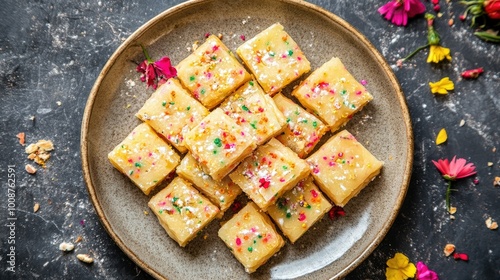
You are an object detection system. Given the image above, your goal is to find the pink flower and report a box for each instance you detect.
[378,0,426,26]
[432,156,477,181]
[136,46,177,89]
[432,156,477,212]
[416,262,439,280]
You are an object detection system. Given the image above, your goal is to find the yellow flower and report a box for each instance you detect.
[427,45,452,63]
[386,252,416,280]
[429,77,454,94]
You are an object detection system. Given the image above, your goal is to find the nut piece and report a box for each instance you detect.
[494,177,500,187]
[25,139,55,167]
[486,217,498,230]
[33,203,40,213]
[16,132,25,146]
[25,164,37,174]
[449,206,457,214]
[74,236,83,243]
[59,242,75,252]
[444,243,456,256]
[77,254,94,264]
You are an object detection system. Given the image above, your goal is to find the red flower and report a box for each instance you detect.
[485,0,500,20]
[378,0,426,26]
[136,45,177,89]
[416,262,439,280]
[432,156,477,181]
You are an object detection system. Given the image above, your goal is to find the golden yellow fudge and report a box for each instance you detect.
[292,57,373,132]
[306,130,383,207]
[176,35,251,109]
[148,177,220,247]
[219,80,287,145]
[236,23,311,95]
[136,78,209,153]
[108,123,180,195]
[176,153,242,213]
[184,108,257,181]
[273,93,329,158]
[229,138,310,211]
[218,202,285,273]
[267,177,332,243]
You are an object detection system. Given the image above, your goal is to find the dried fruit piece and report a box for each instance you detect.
[17,132,25,146]
[494,177,500,187]
[444,243,455,256]
[25,164,37,174]
[25,139,55,167]
[449,206,457,214]
[59,242,75,252]
[77,254,94,264]
[486,217,498,230]
[436,128,447,145]
[33,203,40,213]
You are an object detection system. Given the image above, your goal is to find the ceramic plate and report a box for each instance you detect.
[81,0,413,279]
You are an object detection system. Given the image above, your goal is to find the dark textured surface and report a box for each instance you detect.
[0,0,499,279]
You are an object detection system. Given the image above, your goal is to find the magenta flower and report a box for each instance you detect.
[378,0,426,26]
[432,156,477,181]
[432,156,477,212]
[416,262,438,280]
[136,45,177,89]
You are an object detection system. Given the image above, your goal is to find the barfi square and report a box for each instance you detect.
[219,80,287,145]
[236,23,311,95]
[148,177,220,247]
[218,202,285,273]
[229,138,310,211]
[176,35,251,109]
[306,130,383,207]
[176,153,242,213]
[273,93,329,158]
[108,123,180,195]
[184,108,257,181]
[267,177,332,243]
[136,78,209,153]
[292,57,373,132]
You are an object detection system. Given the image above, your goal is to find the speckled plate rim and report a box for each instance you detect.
[80,0,414,279]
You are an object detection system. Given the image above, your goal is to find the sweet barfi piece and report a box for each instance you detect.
[229,138,310,211]
[219,80,287,145]
[184,108,257,181]
[306,130,383,207]
[148,177,220,247]
[273,93,329,158]
[267,177,332,243]
[136,78,209,153]
[108,123,180,195]
[236,23,311,95]
[218,202,285,273]
[176,35,251,109]
[292,57,373,132]
[176,153,242,213]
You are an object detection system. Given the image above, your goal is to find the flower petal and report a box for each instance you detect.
[436,128,447,145]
